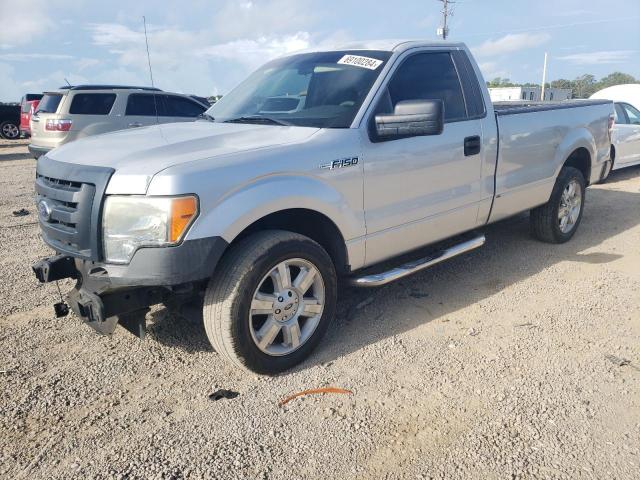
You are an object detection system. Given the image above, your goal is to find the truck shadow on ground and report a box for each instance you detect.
[149,168,640,367]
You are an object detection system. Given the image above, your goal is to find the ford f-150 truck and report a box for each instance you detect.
[32,41,614,374]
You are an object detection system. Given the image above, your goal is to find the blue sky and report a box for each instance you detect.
[1,0,639,101]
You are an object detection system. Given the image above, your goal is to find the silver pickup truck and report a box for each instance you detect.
[32,41,614,374]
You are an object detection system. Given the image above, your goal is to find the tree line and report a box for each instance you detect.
[486,72,637,98]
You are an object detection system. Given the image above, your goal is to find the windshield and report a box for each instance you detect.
[36,93,63,114]
[206,50,392,128]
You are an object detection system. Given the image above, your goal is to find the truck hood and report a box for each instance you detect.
[46,121,320,194]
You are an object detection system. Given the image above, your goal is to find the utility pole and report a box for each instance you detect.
[540,52,548,102]
[437,0,455,40]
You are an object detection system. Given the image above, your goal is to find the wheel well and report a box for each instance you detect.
[563,147,591,185]
[233,209,349,274]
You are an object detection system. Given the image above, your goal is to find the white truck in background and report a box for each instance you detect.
[32,41,614,374]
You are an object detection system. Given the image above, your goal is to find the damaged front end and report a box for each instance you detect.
[32,155,227,340]
[32,254,169,338]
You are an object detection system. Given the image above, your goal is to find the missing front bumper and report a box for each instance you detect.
[32,254,167,338]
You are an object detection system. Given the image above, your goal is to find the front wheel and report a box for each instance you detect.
[530,166,586,243]
[203,230,337,375]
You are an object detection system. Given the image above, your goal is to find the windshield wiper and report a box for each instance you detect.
[198,113,215,122]
[224,116,291,126]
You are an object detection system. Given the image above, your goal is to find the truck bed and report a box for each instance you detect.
[488,98,613,223]
[492,99,612,115]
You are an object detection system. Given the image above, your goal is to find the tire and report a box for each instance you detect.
[203,230,337,375]
[0,121,20,140]
[530,166,586,243]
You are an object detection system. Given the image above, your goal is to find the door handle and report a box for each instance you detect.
[464,135,481,156]
[128,122,143,128]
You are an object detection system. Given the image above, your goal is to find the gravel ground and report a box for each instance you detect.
[1,138,639,479]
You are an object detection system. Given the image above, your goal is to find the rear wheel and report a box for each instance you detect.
[0,121,20,140]
[530,166,586,243]
[203,230,337,375]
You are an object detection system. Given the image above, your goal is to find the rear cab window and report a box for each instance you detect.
[36,94,64,114]
[69,93,116,115]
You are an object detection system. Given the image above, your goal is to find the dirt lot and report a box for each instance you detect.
[1,138,639,479]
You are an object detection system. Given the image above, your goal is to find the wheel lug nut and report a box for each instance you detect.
[278,296,284,302]
[275,309,281,314]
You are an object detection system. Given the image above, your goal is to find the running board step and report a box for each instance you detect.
[349,235,486,287]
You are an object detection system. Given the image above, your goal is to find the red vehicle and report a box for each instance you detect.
[19,93,43,138]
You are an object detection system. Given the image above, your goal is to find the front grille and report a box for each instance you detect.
[35,156,114,261]
[35,173,96,258]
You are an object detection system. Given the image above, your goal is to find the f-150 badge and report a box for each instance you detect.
[320,157,359,170]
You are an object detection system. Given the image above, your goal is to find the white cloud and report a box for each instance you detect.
[212,0,317,40]
[85,22,318,95]
[75,58,101,71]
[0,62,87,101]
[0,53,74,61]
[87,23,208,70]
[0,0,54,46]
[557,50,636,65]
[21,70,89,92]
[197,33,311,68]
[0,62,22,101]
[472,33,551,58]
[477,61,510,81]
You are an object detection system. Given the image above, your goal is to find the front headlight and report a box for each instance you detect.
[103,195,198,264]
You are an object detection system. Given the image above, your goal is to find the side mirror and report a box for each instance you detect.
[374,99,444,140]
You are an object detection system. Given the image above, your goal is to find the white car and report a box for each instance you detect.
[591,84,640,179]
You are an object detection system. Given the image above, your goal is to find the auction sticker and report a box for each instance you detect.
[338,54,383,70]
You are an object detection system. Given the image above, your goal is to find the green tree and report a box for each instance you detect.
[596,72,637,90]
[572,74,597,99]
[487,77,518,88]
[550,79,573,89]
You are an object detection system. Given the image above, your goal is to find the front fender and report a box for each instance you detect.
[188,173,364,247]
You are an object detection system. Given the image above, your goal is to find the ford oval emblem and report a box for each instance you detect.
[38,199,52,221]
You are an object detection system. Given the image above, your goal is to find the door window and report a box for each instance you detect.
[384,52,467,121]
[614,103,628,124]
[69,93,116,115]
[621,103,640,125]
[125,94,166,116]
[163,95,206,117]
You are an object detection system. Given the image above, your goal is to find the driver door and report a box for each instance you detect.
[361,50,494,265]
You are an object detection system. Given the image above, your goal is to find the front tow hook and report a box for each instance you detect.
[32,254,77,283]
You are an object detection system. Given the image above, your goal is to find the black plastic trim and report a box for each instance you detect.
[76,236,229,288]
[33,236,229,334]
[494,99,612,116]
[451,50,487,119]
[36,156,114,261]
